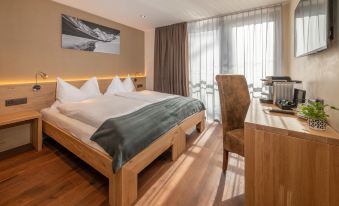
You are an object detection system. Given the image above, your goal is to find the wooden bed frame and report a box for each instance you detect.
[1,78,206,205]
[43,111,205,206]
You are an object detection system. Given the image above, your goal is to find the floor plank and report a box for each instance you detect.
[0,122,244,206]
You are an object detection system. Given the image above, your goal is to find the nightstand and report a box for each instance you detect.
[0,111,42,152]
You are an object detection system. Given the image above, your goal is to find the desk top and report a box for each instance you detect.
[245,99,339,146]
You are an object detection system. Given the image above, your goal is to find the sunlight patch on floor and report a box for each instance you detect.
[136,149,196,205]
[222,153,245,201]
[136,123,245,206]
[192,123,218,147]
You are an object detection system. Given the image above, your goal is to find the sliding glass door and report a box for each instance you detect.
[188,5,282,120]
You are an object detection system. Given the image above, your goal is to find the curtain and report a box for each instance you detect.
[154,23,189,96]
[188,5,282,120]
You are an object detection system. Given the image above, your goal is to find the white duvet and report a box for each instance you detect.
[115,90,176,102]
[57,91,176,128]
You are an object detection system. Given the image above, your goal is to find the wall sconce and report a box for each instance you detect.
[32,72,48,91]
[132,73,137,82]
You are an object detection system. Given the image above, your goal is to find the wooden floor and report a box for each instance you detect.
[0,123,244,206]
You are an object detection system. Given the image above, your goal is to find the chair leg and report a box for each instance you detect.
[223,150,229,173]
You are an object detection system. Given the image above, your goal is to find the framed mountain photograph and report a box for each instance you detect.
[61,14,120,54]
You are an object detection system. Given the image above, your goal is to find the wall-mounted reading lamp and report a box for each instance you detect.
[32,72,48,91]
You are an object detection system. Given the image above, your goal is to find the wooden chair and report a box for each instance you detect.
[216,75,250,173]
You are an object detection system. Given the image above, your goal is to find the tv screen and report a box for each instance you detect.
[294,0,331,57]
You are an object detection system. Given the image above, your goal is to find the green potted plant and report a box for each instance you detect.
[299,102,339,130]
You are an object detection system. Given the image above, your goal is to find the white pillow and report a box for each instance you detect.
[122,76,136,92]
[50,100,62,109]
[56,77,101,103]
[105,76,126,95]
[80,77,102,98]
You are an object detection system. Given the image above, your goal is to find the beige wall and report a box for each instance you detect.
[0,0,144,83]
[285,0,339,131]
[0,0,145,152]
[145,29,155,90]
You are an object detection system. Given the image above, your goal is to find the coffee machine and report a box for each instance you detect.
[260,76,303,105]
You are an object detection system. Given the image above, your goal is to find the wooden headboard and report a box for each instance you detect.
[0,77,146,115]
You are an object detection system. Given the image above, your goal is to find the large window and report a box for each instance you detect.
[188,5,282,120]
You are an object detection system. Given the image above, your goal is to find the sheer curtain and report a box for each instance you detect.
[188,5,282,120]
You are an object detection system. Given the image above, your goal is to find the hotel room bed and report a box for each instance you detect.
[41,90,174,149]
[42,90,206,206]
[0,76,205,206]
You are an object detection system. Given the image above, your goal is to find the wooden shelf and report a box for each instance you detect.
[0,111,41,126]
[0,110,42,152]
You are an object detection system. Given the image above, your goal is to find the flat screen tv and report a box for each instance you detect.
[294,0,334,57]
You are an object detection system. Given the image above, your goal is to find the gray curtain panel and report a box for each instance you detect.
[154,22,188,96]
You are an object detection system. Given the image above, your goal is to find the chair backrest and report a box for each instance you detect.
[216,75,251,132]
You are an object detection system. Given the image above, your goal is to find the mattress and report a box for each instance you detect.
[41,108,108,154]
[41,91,178,155]
[115,90,176,102]
[56,94,149,128]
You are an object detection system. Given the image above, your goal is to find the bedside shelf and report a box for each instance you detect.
[0,111,42,152]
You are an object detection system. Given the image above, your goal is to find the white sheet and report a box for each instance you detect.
[57,91,177,128]
[115,90,176,102]
[57,94,151,128]
[41,108,108,154]
[42,91,178,156]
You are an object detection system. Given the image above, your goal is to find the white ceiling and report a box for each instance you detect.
[53,0,285,31]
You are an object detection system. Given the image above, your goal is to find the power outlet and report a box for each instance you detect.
[5,98,27,107]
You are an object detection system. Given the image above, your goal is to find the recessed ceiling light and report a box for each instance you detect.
[139,15,147,18]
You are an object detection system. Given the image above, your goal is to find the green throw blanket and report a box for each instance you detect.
[90,96,205,172]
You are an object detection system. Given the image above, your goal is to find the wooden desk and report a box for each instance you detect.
[0,111,42,152]
[244,99,339,206]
